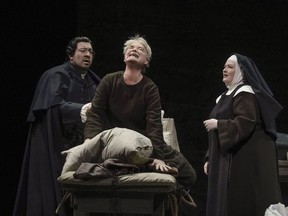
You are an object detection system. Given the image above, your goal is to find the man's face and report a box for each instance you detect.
[69,42,94,70]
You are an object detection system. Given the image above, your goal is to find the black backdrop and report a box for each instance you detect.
[4,0,288,215]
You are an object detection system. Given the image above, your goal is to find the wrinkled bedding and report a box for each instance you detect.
[58,171,177,188]
[61,127,153,174]
[59,118,180,188]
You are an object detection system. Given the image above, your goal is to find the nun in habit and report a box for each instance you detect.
[203,53,283,216]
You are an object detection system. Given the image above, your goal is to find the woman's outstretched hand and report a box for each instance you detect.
[148,159,178,174]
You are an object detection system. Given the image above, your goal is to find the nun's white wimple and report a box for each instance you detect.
[226,55,243,89]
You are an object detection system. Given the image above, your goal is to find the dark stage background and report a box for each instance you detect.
[4,0,288,215]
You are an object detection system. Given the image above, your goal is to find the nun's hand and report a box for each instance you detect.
[203,119,218,132]
[204,161,209,175]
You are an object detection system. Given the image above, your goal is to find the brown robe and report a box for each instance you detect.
[84,71,196,188]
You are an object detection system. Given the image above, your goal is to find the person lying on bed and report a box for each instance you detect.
[83,34,196,191]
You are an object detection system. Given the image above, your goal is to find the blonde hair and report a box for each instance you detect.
[123,34,152,68]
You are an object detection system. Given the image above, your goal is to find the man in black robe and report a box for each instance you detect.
[13,36,101,216]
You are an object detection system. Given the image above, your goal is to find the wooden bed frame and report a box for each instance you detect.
[58,172,179,215]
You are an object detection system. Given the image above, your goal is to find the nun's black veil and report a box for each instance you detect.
[235,53,283,140]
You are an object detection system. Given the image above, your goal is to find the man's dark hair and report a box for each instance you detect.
[66,36,93,57]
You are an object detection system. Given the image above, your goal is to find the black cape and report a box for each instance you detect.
[235,53,283,140]
[13,62,101,216]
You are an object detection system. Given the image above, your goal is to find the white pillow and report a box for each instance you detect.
[162,118,180,151]
[100,127,153,165]
[61,128,153,174]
